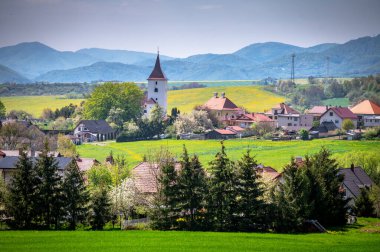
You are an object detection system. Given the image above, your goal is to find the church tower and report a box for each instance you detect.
[144,52,168,116]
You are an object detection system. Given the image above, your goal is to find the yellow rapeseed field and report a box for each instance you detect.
[168,86,285,113]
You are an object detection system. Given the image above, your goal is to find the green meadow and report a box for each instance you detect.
[0,218,379,252]
[77,139,380,170]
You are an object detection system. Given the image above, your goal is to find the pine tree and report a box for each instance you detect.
[177,146,208,230]
[235,150,266,231]
[35,141,64,229]
[272,158,310,232]
[207,142,237,231]
[150,159,179,230]
[89,187,111,230]
[6,149,39,229]
[62,160,89,230]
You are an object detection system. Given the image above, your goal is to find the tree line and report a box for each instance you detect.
[150,144,357,232]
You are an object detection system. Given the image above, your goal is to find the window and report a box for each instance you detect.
[144,110,147,113]
[155,81,157,85]
[287,123,292,126]
[335,120,339,124]
[154,88,158,92]
[294,117,298,121]
[274,116,277,120]
[155,98,158,101]
[330,112,333,116]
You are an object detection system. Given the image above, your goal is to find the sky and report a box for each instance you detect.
[0,0,379,57]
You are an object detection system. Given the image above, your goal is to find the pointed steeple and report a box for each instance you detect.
[148,52,167,80]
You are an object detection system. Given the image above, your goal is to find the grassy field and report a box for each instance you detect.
[1,96,84,118]
[168,86,285,113]
[77,139,380,170]
[322,98,350,107]
[0,218,379,252]
[1,85,284,118]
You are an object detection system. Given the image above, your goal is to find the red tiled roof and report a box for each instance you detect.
[236,113,273,122]
[214,129,237,135]
[76,158,98,172]
[350,100,380,115]
[145,98,156,105]
[323,107,358,120]
[132,162,181,194]
[273,103,300,114]
[147,54,167,80]
[203,95,239,111]
[307,106,328,115]
[226,126,245,132]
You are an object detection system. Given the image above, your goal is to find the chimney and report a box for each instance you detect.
[325,105,328,110]
[18,148,23,156]
[295,156,303,163]
[350,163,355,172]
[213,92,218,98]
[221,92,225,98]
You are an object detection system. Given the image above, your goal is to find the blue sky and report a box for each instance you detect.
[0,0,379,57]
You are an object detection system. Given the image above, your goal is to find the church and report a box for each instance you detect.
[143,53,168,116]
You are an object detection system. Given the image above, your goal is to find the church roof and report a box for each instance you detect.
[148,54,167,80]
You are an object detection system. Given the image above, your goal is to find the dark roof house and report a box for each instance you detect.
[75,120,115,134]
[338,166,374,205]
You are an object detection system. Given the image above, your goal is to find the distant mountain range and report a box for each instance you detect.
[0,35,380,83]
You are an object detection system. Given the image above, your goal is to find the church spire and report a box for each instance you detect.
[148,52,167,80]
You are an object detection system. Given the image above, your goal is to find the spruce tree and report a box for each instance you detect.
[304,147,348,226]
[150,159,179,230]
[89,187,111,230]
[355,187,375,217]
[272,158,310,232]
[6,149,39,229]
[62,160,89,230]
[177,146,208,230]
[207,142,237,231]
[235,150,265,231]
[35,141,64,229]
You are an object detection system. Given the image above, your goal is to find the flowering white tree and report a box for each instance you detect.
[110,178,147,221]
[174,110,213,134]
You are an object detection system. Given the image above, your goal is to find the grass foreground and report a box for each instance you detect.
[77,139,380,170]
[0,218,379,252]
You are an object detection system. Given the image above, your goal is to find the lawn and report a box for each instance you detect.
[77,139,380,170]
[322,98,350,107]
[1,96,84,118]
[0,218,379,252]
[168,85,285,113]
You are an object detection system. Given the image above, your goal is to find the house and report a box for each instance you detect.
[265,103,300,120]
[320,107,358,129]
[338,166,374,206]
[0,155,73,185]
[350,100,380,128]
[73,120,116,142]
[143,52,168,116]
[205,129,237,139]
[76,157,99,173]
[256,165,281,182]
[265,103,313,130]
[201,92,243,122]
[132,162,181,194]
[309,121,338,138]
[231,113,275,129]
[306,106,329,121]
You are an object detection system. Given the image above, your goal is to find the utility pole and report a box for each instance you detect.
[291,53,295,84]
[326,56,330,79]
